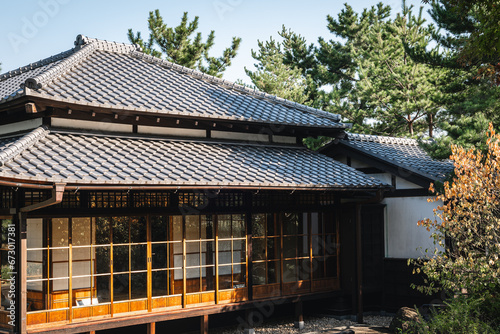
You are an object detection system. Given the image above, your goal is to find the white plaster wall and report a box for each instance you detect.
[0,119,42,134]
[395,176,422,189]
[383,197,441,259]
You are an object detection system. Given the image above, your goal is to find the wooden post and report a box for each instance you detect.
[294,300,304,329]
[245,195,253,300]
[200,314,208,334]
[355,204,363,324]
[147,322,156,334]
[18,210,28,334]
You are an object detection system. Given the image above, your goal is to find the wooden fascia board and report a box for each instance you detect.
[28,96,346,137]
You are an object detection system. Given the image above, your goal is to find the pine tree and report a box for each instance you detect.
[355,3,448,137]
[245,38,310,104]
[128,10,241,78]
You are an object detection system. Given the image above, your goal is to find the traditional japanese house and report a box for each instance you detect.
[0,36,390,334]
[321,133,454,311]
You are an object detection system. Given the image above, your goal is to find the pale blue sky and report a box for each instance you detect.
[0,0,431,84]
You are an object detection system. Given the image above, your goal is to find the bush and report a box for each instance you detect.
[409,294,500,334]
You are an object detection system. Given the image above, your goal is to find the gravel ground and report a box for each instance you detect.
[210,315,392,333]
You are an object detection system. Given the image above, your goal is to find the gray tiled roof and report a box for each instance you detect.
[0,35,343,129]
[0,127,387,189]
[341,133,454,180]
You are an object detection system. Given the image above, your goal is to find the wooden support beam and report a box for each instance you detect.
[200,315,208,334]
[355,204,364,324]
[147,322,155,334]
[244,309,255,334]
[294,300,304,329]
[25,102,38,114]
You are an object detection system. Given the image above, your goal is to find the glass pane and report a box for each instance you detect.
[95,246,110,274]
[52,277,68,291]
[266,214,276,236]
[73,246,91,261]
[131,272,147,299]
[233,264,246,287]
[252,262,265,285]
[202,266,215,291]
[72,217,91,246]
[152,243,168,269]
[27,218,43,249]
[283,236,297,258]
[283,213,299,235]
[218,215,231,239]
[72,259,91,281]
[326,256,337,277]
[324,212,336,234]
[27,248,43,263]
[186,241,200,254]
[185,216,200,240]
[51,248,68,262]
[52,218,68,247]
[131,244,147,271]
[130,217,147,243]
[311,213,321,234]
[27,280,46,310]
[113,273,129,301]
[312,257,325,279]
[283,260,297,283]
[151,216,168,242]
[171,216,182,241]
[312,235,324,256]
[298,259,311,280]
[94,217,110,244]
[201,215,214,239]
[252,238,265,261]
[267,261,280,284]
[173,254,183,269]
[298,235,309,258]
[186,253,200,267]
[173,269,183,294]
[267,237,279,260]
[218,240,231,265]
[232,214,245,238]
[112,217,129,244]
[186,268,200,293]
[233,240,246,263]
[201,241,215,266]
[325,235,337,255]
[113,245,129,273]
[27,260,43,281]
[251,214,265,237]
[96,275,111,303]
[73,275,91,290]
[219,265,232,289]
[152,270,169,297]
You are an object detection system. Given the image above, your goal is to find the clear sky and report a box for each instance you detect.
[0,0,432,85]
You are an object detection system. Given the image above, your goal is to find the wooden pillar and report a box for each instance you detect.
[355,204,363,324]
[200,314,208,334]
[294,300,304,329]
[245,193,253,300]
[147,322,156,334]
[15,209,28,334]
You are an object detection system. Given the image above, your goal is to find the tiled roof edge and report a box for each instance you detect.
[0,49,75,82]
[346,133,418,145]
[75,34,140,54]
[129,51,341,123]
[24,43,98,90]
[0,126,49,167]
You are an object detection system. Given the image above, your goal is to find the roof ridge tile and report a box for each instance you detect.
[0,126,49,167]
[24,43,97,89]
[128,50,341,123]
[0,49,75,82]
[74,34,139,54]
[346,132,418,145]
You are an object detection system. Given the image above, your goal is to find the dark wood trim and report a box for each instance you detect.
[384,188,430,198]
[200,315,208,334]
[355,204,363,324]
[356,167,384,174]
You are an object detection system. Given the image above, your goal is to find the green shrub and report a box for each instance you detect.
[410,295,500,334]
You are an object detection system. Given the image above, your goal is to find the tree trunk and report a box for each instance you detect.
[428,113,434,138]
[408,121,414,136]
